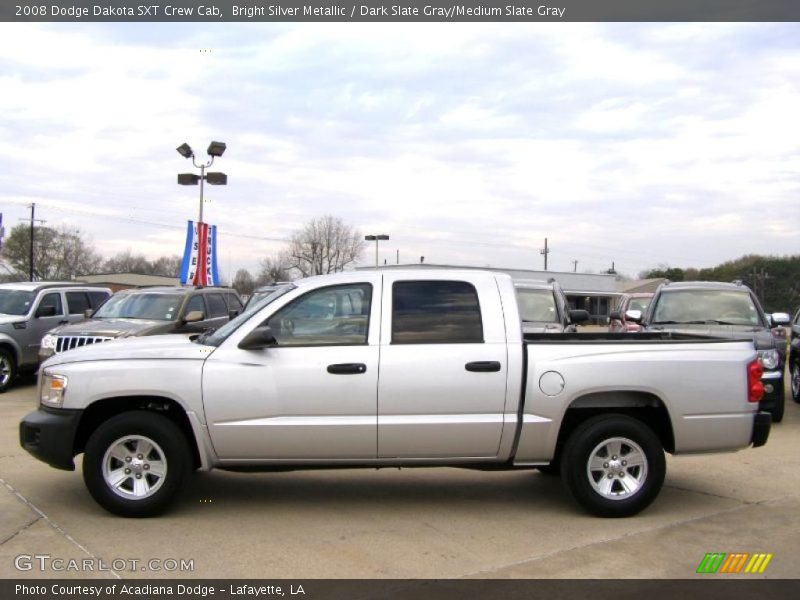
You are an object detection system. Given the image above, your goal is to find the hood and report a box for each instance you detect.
[645,324,775,350]
[41,334,213,368]
[0,314,29,327]
[49,318,174,338]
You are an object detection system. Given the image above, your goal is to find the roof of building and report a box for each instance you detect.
[76,273,180,287]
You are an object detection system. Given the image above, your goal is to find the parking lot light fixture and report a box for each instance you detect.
[176,143,194,159]
[176,140,227,223]
[365,234,390,268]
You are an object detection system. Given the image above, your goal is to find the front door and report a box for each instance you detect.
[204,280,380,460]
[24,292,68,364]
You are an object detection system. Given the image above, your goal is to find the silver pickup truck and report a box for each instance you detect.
[20,270,771,518]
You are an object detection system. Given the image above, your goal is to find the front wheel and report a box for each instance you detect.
[560,415,666,518]
[83,411,191,517]
[0,348,17,393]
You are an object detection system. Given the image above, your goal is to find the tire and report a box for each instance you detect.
[791,361,800,404]
[83,411,191,517]
[535,462,560,476]
[0,348,17,394]
[769,380,785,423]
[560,415,666,518]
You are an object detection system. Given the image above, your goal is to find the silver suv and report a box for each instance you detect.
[0,282,111,392]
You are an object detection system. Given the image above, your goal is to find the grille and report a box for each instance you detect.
[55,336,115,354]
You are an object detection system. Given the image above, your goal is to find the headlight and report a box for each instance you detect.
[40,372,68,408]
[758,349,780,371]
[41,334,57,350]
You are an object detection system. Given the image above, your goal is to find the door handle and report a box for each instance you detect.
[59,320,69,325]
[465,361,502,373]
[327,363,367,375]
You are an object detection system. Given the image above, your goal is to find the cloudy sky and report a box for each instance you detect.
[0,22,798,279]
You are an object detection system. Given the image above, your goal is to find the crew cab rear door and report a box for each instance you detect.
[377,272,509,458]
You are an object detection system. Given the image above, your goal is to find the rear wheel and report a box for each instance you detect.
[791,361,800,404]
[83,411,191,517]
[560,415,665,517]
[0,349,16,394]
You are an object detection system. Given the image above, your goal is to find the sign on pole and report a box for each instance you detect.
[180,220,220,286]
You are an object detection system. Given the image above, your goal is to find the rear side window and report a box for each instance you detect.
[66,292,90,315]
[88,291,110,309]
[206,294,228,318]
[392,281,483,344]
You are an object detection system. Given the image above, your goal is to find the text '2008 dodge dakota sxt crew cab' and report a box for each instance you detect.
[20,270,771,518]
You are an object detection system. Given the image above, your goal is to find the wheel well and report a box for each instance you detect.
[0,342,18,364]
[553,391,675,461]
[74,396,201,469]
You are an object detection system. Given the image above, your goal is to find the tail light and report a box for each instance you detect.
[747,359,764,403]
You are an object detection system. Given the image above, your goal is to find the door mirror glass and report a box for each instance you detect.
[36,305,57,318]
[625,309,643,323]
[184,310,205,323]
[238,325,277,350]
[228,309,240,320]
[770,312,791,326]
[568,309,589,324]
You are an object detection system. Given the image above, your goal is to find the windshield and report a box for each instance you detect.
[93,293,184,321]
[628,297,651,312]
[0,290,35,316]
[199,283,296,346]
[516,288,558,323]
[652,290,763,326]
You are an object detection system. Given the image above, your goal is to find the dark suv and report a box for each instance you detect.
[641,281,786,422]
[39,286,243,361]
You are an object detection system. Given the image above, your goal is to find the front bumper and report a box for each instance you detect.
[19,408,83,471]
[751,411,771,448]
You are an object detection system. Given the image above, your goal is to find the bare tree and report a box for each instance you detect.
[0,224,102,280]
[285,215,364,277]
[232,269,256,295]
[102,252,181,277]
[256,255,292,285]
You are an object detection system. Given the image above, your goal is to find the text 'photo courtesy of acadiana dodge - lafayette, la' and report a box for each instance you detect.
[1,3,800,591]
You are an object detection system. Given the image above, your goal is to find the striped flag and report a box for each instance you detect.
[180,220,220,286]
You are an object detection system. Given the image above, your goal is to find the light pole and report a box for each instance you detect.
[176,141,228,224]
[364,234,389,268]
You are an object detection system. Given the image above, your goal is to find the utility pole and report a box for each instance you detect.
[540,237,549,271]
[396,249,399,265]
[572,259,578,273]
[20,204,46,282]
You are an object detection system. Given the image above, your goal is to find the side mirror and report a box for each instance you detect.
[608,310,622,321]
[625,309,643,323]
[36,305,57,318]
[228,309,240,320]
[184,310,205,323]
[238,325,277,350]
[84,308,94,319]
[569,309,590,324]
[770,312,791,327]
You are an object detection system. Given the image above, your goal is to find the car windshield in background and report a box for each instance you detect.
[652,290,761,326]
[93,293,183,321]
[0,290,35,316]
[629,297,651,312]
[516,288,558,323]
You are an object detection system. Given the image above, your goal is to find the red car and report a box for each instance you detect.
[608,293,653,333]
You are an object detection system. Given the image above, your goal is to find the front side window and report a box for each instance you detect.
[206,294,228,318]
[266,284,372,346]
[516,288,558,323]
[94,293,184,321]
[88,291,110,309]
[37,293,63,316]
[392,281,483,344]
[184,295,206,317]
